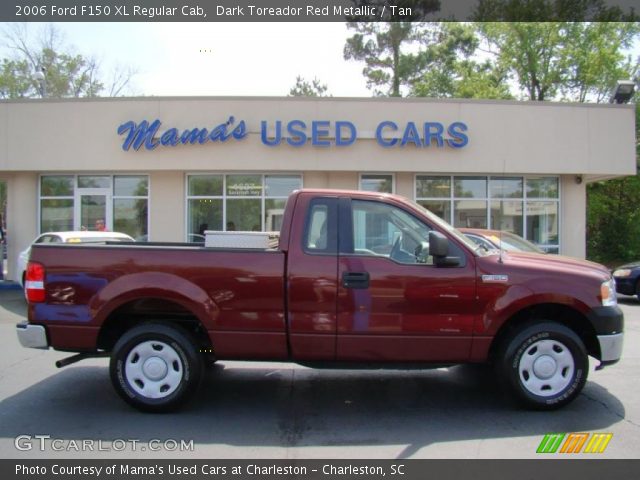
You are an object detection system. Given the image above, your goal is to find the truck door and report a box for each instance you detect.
[336,198,476,362]
[286,195,339,361]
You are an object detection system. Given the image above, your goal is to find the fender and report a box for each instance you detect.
[476,285,591,336]
[90,272,219,330]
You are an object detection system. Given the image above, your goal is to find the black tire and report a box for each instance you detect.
[109,323,203,412]
[498,321,588,410]
[635,280,640,302]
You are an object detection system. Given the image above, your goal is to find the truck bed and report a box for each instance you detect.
[29,243,289,359]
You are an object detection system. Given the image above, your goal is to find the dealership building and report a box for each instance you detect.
[0,96,636,281]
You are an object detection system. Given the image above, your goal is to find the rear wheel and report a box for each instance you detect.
[110,323,203,412]
[635,279,640,301]
[498,321,588,410]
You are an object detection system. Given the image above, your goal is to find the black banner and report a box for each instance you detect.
[1,0,639,22]
[4,459,640,480]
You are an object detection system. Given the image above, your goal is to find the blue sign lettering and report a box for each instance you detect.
[446,122,469,148]
[119,118,468,151]
[118,117,247,151]
[335,121,357,146]
[376,121,468,148]
[376,121,399,147]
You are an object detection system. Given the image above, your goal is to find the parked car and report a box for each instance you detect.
[612,262,640,300]
[459,228,546,254]
[17,190,623,412]
[17,231,134,286]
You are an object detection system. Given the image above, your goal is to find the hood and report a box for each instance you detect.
[493,251,610,278]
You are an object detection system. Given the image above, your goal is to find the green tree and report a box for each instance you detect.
[411,24,512,99]
[0,24,135,99]
[586,102,640,266]
[477,22,639,101]
[288,76,330,97]
[473,0,638,22]
[344,22,431,97]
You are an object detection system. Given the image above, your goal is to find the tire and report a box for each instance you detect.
[635,280,640,302]
[109,323,203,412]
[498,321,588,410]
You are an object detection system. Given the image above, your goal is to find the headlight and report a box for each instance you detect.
[613,269,631,278]
[601,278,617,307]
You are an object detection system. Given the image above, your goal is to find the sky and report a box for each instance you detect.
[1,22,373,97]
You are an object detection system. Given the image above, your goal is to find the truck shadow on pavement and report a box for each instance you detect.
[0,362,625,458]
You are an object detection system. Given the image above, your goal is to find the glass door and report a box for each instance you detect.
[75,188,112,231]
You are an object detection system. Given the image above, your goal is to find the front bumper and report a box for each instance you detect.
[16,322,49,349]
[597,333,624,363]
[587,306,624,365]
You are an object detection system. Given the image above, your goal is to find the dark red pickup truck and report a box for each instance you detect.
[17,189,623,412]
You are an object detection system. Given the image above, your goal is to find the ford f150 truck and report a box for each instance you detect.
[17,189,623,412]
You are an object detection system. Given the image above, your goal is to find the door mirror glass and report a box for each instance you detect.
[429,231,461,267]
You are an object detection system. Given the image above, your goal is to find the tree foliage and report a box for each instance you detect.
[344,22,427,97]
[477,22,639,101]
[288,76,330,97]
[411,23,512,99]
[0,24,135,99]
[587,103,640,266]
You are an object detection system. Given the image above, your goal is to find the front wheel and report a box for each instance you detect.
[110,323,203,412]
[499,321,588,410]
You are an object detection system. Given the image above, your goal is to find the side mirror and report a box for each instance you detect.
[429,231,460,267]
[429,231,449,257]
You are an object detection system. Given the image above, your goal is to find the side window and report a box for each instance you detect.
[304,198,337,254]
[351,200,433,265]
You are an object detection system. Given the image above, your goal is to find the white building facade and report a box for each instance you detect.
[0,96,636,281]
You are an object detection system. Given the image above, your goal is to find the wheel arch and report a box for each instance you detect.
[96,296,215,354]
[488,303,600,362]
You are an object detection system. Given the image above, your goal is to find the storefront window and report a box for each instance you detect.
[490,177,523,199]
[115,176,149,197]
[40,199,74,232]
[41,176,73,196]
[526,201,559,246]
[39,175,149,238]
[360,174,394,193]
[417,200,451,221]
[189,175,223,196]
[40,175,74,232]
[527,177,559,199]
[227,175,262,196]
[78,175,110,189]
[113,176,149,240]
[186,174,302,240]
[188,199,223,240]
[454,177,487,198]
[416,176,450,198]
[454,200,488,228]
[114,199,148,239]
[490,200,524,235]
[416,175,559,251]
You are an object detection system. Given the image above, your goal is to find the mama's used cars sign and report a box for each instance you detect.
[117,117,469,151]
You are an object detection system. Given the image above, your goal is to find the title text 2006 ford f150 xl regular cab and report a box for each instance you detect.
[17,189,623,412]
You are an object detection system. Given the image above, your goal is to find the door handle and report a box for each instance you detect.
[342,271,370,289]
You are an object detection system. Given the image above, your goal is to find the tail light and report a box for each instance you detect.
[25,261,46,303]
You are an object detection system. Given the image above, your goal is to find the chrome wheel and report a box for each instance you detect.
[124,340,184,399]
[518,339,575,397]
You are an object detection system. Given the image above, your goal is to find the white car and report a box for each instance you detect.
[17,231,134,286]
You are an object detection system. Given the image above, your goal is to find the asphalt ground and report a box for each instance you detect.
[0,286,638,459]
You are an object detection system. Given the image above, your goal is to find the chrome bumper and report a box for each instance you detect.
[16,323,49,349]
[597,333,624,362]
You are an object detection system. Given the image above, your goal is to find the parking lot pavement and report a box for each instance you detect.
[0,288,638,459]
